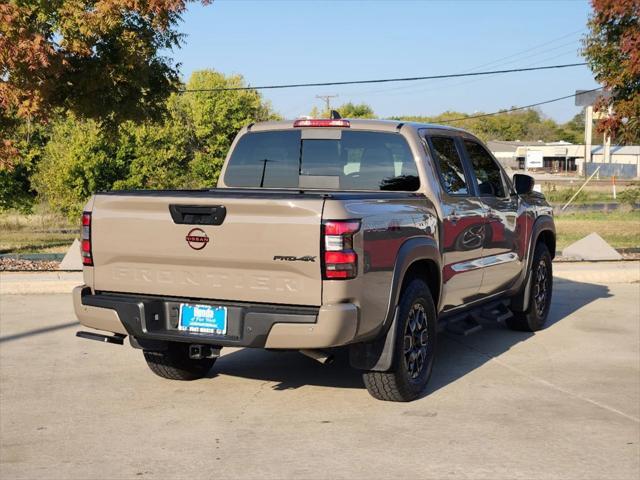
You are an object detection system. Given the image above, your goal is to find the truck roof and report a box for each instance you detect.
[246,118,469,134]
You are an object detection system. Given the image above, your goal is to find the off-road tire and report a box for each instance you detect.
[143,343,216,380]
[507,242,553,332]
[362,279,437,402]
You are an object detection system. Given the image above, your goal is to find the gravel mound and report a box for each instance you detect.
[0,259,61,271]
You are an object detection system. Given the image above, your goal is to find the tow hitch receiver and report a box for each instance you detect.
[76,331,127,345]
[189,344,221,360]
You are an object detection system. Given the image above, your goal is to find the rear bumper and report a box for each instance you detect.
[73,286,358,349]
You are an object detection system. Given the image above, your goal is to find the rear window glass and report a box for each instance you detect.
[224,130,419,191]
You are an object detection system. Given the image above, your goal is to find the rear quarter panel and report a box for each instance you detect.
[322,195,438,339]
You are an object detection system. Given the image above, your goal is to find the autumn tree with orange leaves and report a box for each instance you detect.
[583,0,640,144]
[0,1,210,164]
[1,1,211,123]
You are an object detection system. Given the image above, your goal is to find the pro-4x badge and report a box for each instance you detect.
[273,255,316,262]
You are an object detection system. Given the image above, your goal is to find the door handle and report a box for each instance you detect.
[169,205,227,225]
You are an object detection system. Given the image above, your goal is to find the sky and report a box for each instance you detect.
[173,0,600,123]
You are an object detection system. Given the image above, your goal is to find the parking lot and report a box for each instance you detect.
[1,275,639,479]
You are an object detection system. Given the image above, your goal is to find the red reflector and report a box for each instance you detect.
[325,269,349,279]
[81,240,91,252]
[82,213,91,226]
[293,119,350,128]
[325,251,357,264]
[324,220,360,236]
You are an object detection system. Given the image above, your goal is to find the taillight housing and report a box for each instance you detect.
[322,220,360,279]
[81,212,93,266]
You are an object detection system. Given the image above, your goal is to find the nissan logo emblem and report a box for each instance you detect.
[185,228,210,250]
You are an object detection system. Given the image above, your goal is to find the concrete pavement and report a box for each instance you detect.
[1,278,639,479]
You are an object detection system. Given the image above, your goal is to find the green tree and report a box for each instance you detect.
[113,96,195,190]
[583,0,640,143]
[33,115,125,217]
[393,108,570,143]
[335,102,376,119]
[310,102,376,119]
[184,70,279,187]
[0,115,50,211]
[557,111,585,144]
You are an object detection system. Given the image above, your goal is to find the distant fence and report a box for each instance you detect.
[585,163,638,179]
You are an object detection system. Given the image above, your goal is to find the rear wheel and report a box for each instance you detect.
[507,242,553,332]
[362,279,437,402]
[143,343,216,380]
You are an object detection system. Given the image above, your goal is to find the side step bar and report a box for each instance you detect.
[441,301,514,336]
[76,331,127,345]
[445,316,482,336]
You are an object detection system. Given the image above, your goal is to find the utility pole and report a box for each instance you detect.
[575,89,610,177]
[584,104,593,167]
[603,104,613,164]
[315,94,338,114]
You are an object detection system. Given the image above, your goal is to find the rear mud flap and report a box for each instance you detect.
[349,307,398,372]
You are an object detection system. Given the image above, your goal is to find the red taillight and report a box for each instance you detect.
[293,119,351,128]
[322,220,360,280]
[324,221,360,236]
[81,212,93,266]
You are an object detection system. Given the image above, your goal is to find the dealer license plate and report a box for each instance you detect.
[178,304,227,335]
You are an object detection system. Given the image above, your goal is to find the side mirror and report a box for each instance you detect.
[513,174,534,195]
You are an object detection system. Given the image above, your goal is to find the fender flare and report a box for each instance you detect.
[512,214,556,312]
[349,236,441,371]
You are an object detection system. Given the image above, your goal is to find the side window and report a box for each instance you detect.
[463,140,506,197]
[428,136,470,195]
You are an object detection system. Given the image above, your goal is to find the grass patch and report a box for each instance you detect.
[554,210,640,251]
[541,183,640,205]
[0,212,78,254]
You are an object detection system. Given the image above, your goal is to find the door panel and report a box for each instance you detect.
[423,135,486,310]
[461,139,525,295]
[441,198,486,308]
[478,195,525,294]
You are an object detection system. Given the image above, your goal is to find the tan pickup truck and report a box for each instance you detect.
[74,117,555,401]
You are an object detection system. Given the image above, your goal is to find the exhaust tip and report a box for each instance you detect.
[300,349,334,365]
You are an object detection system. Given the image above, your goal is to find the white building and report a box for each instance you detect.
[487,141,640,178]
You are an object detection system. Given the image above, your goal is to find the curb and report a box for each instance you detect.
[1,272,83,295]
[553,261,639,284]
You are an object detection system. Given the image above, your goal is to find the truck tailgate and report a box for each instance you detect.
[90,192,324,306]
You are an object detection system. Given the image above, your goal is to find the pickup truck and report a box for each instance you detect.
[74,117,555,402]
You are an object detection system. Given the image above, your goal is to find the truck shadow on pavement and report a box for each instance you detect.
[212,277,612,396]
[0,320,79,344]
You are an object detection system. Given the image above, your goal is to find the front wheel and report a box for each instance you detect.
[143,342,216,380]
[362,279,437,402]
[507,242,553,332]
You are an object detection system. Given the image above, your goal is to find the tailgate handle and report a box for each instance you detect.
[169,205,227,225]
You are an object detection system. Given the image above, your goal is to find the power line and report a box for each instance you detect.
[179,62,587,93]
[333,35,583,98]
[350,48,581,99]
[438,87,603,123]
[461,29,584,72]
